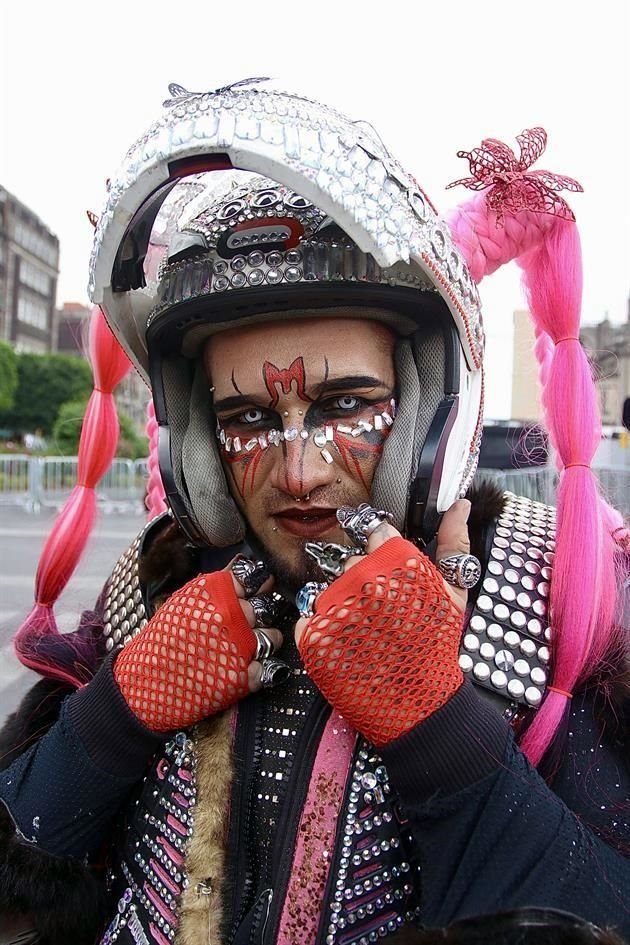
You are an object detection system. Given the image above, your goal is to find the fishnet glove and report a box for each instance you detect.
[297,537,465,746]
[114,571,256,731]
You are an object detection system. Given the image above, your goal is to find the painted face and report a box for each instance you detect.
[204,317,396,587]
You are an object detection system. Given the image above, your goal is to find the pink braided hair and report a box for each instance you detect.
[145,399,167,518]
[447,181,627,766]
[14,306,133,686]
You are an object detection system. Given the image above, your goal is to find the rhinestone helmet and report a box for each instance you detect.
[88,81,485,547]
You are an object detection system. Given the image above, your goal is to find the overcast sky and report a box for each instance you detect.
[0,1,627,418]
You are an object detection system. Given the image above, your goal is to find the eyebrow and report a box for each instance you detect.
[213,375,390,412]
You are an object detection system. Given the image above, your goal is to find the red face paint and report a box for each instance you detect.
[262,357,311,408]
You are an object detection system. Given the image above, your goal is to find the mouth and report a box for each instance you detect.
[273,507,340,538]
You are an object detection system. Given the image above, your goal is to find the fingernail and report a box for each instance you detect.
[459,498,472,522]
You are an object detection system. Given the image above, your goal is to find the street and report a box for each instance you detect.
[0,506,144,725]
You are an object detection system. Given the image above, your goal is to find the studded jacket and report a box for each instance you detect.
[0,490,629,945]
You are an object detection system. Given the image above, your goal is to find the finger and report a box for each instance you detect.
[435,499,471,560]
[248,661,264,693]
[364,521,400,554]
[249,623,284,653]
[435,498,472,611]
[248,658,290,692]
[226,556,274,599]
[294,615,307,648]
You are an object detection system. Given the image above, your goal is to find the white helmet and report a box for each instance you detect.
[89,81,484,547]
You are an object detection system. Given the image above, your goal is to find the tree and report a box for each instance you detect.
[0,342,18,412]
[0,352,93,436]
[52,397,148,459]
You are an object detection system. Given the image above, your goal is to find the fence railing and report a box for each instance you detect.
[0,455,148,513]
[0,456,628,517]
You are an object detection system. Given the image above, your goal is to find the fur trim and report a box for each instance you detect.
[0,801,106,945]
[0,679,71,772]
[175,710,234,945]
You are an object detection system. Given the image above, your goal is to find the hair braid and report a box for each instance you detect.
[446,193,626,766]
[145,398,167,519]
[14,306,132,687]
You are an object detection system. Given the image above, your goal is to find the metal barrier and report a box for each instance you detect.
[0,457,628,517]
[0,456,148,513]
[478,465,630,518]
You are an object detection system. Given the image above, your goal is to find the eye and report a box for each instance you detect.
[239,407,266,424]
[333,395,361,411]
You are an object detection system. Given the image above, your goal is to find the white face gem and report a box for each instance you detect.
[258,434,268,449]
[321,448,334,464]
[357,420,373,432]
[381,412,393,427]
[232,437,242,453]
[337,424,353,434]
[313,430,327,448]
[245,438,258,451]
[373,415,383,431]
[219,429,226,445]
[350,427,363,438]
[225,436,233,452]
[300,430,309,440]
[284,427,298,442]
[325,425,334,441]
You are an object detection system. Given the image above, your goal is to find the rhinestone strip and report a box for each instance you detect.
[89,87,484,370]
[323,740,420,945]
[100,733,196,944]
[459,492,556,707]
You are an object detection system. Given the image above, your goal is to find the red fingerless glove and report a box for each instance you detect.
[114,571,256,731]
[298,537,465,746]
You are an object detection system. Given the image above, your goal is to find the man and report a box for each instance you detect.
[0,82,628,945]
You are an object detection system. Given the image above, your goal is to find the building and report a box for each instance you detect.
[511,302,630,429]
[580,308,630,428]
[0,186,60,353]
[510,309,543,423]
[56,301,90,356]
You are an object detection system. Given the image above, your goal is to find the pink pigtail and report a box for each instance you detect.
[447,191,626,767]
[145,399,167,519]
[14,306,132,687]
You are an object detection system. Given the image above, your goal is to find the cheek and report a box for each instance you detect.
[220,441,275,500]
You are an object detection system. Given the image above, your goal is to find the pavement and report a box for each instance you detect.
[0,505,144,725]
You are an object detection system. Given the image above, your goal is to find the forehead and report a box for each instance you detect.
[204,317,395,389]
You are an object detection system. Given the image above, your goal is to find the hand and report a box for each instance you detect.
[113,563,283,731]
[294,500,471,746]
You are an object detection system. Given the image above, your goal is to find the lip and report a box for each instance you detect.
[273,508,339,538]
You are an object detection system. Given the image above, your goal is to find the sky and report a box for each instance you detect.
[0,0,627,418]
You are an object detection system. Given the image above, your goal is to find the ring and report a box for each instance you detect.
[253,628,275,661]
[304,541,363,581]
[259,658,291,688]
[249,594,281,628]
[231,557,269,596]
[437,553,482,589]
[295,581,328,618]
[336,503,394,547]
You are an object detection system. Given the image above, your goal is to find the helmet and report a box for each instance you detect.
[89,81,485,546]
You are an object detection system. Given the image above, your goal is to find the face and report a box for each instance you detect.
[204,316,396,587]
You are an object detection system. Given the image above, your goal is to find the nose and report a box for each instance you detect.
[269,430,336,499]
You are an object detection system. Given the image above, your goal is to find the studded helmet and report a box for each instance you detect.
[88,81,485,547]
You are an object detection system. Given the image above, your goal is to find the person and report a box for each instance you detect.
[0,80,628,945]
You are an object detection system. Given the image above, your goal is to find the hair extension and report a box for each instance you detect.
[13,306,132,687]
[447,193,627,765]
[145,398,167,519]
